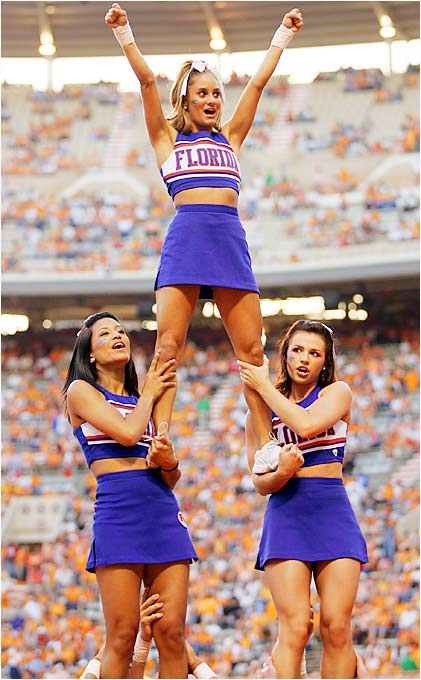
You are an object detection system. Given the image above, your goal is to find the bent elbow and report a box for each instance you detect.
[298,426,320,438]
[119,432,139,447]
[257,488,270,497]
[253,480,271,496]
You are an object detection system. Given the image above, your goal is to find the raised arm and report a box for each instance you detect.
[223,8,303,151]
[239,357,352,438]
[67,354,176,446]
[105,3,175,157]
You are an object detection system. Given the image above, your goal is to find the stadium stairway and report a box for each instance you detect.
[209,373,239,433]
[391,452,420,485]
[102,94,134,170]
[269,84,310,154]
[352,449,395,486]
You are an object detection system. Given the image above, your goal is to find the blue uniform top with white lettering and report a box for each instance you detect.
[272,385,347,467]
[73,385,155,467]
[160,130,241,199]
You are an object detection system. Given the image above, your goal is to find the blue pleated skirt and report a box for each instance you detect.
[255,477,368,570]
[86,469,197,572]
[154,204,259,300]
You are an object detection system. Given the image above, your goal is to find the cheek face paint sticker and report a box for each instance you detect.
[97,338,107,346]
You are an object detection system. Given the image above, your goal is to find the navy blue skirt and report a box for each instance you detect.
[255,477,368,570]
[86,469,197,573]
[154,204,259,300]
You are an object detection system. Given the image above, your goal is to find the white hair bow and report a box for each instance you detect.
[180,60,225,101]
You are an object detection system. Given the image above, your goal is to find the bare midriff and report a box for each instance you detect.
[91,457,149,478]
[294,461,343,479]
[174,186,238,208]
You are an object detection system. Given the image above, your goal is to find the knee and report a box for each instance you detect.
[237,338,264,366]
[154,615,185,655]
[320,616,352,649]
[107,620,138,660]
[156,332,183,362]
[281,616,313,651]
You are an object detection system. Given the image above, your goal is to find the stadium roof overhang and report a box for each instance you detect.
[2,1,420,59]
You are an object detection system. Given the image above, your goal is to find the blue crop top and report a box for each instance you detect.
[272,385,348,467]
[160,130,241,199]
[73,385,155,468]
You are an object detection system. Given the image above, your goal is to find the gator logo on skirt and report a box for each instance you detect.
[177,511,188,528]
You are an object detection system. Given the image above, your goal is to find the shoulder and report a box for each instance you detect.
[319,381,352,399]
[67,380,101,401]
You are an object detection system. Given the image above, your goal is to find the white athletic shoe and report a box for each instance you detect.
[252,435,283,474]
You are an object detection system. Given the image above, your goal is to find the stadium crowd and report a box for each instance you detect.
[2,178,419,274]
[1,322,419,678]
[2,58,419,679]
[2,66,419,274]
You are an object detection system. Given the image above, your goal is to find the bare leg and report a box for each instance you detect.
[314,558,360,679]
[96,564,143,679]
[144,560,190,679]
[153,285,200,430]
[213,288,273,447]
[265,559,313,679]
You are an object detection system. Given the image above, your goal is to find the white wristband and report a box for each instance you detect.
[132,635,151,664]
[194,661,218,679]
[112,21,135,48]
[271,24,295,49]
[81,658,101,679]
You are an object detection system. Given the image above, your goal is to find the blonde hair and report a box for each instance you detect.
[167,60,222,133]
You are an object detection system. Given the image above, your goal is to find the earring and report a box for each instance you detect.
[184,106,188,110]
[90,357,95,363]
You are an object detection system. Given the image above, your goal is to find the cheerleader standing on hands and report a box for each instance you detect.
[105,3,303,460]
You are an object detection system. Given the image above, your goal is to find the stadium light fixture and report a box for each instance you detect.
[260,298,284,317]
[202,301,214,318]
[283,296,325,316]
[213,304,221,319]
[38,3,56,56]
[380,25,396,39]
[141,320,157,331]
[348,309,368,321]
[323,309,346,320]
[39,40,56,56]
[375,8,396,39]
[380,14,392,27]
[1,314,29,335]
[210,28,227,51]
[261,327,267,347]
[202,1,227,51]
